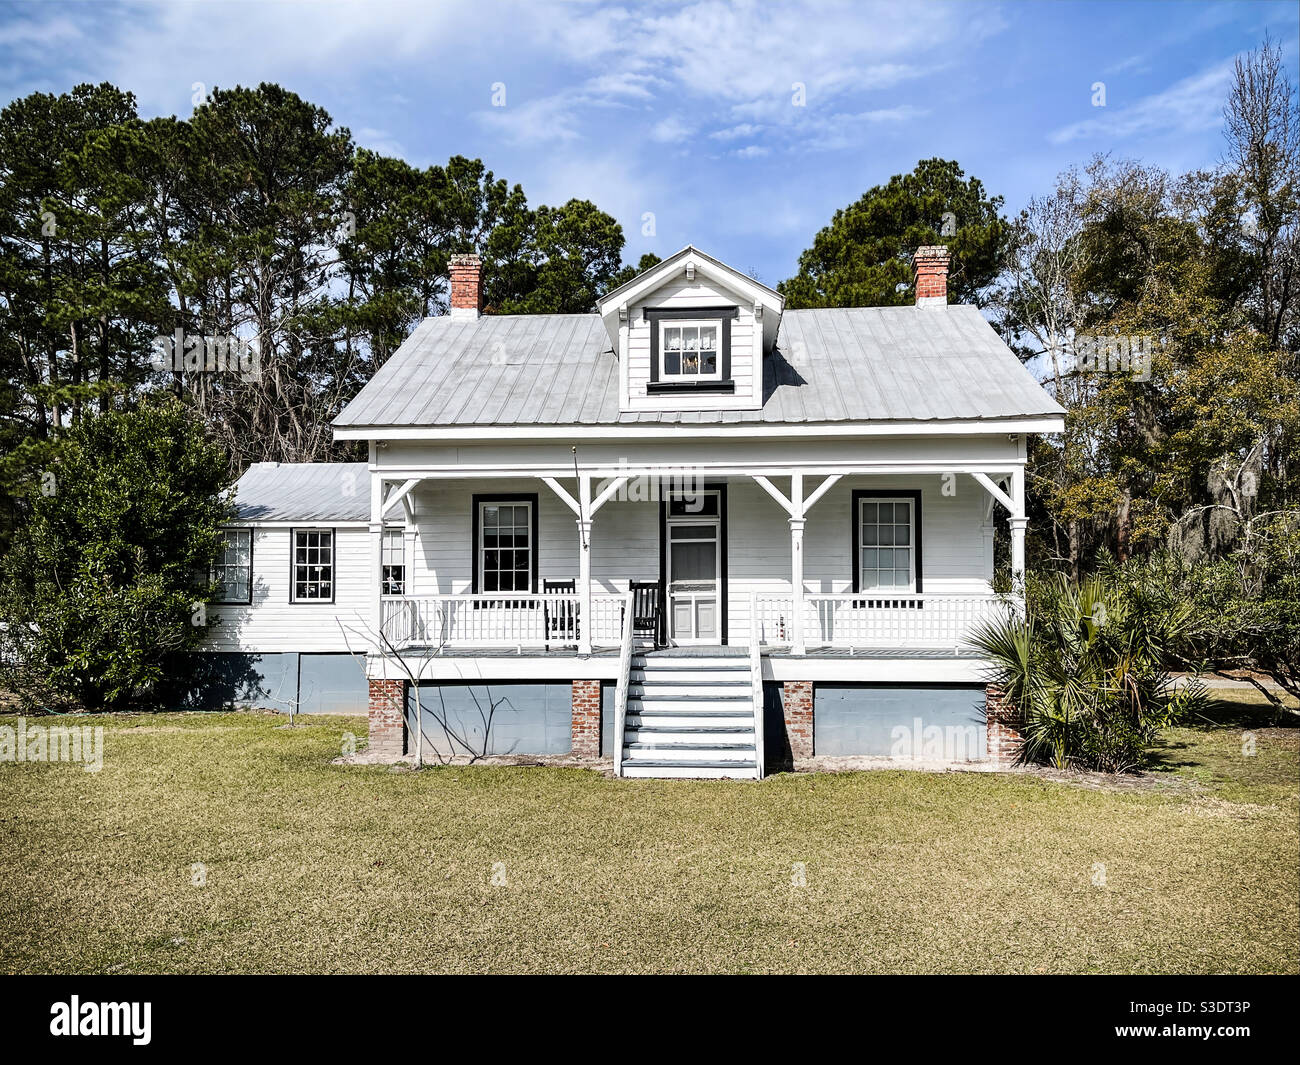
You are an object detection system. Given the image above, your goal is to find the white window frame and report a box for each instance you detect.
[658,320,723,382]
[381,527,406,597]
[291,528,335,603]
[477,499,534,594]
[857,496,916,593]
[211,528,252,604]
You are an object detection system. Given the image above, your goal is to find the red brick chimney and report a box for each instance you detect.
[913,245,949,306]
[449,253,482,318]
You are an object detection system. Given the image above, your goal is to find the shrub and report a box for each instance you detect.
[0,397,232,710]
[971,569,1208,772]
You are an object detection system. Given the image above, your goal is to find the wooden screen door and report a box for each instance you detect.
[666,491,721,644]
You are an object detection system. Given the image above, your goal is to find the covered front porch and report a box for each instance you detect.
[366,441,1029,662]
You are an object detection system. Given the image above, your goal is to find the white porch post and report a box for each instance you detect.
[401,495,418,595]
[1009,467,1028,601]
[577,475,593,656]
[369,466,385,652]
[789,473,805,656]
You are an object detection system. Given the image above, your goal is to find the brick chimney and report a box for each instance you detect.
[449,253,482,318]
[913,245,949,307]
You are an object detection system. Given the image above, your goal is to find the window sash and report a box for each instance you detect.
[478,501,533,593]
[659,321,722,381]
[212,529,252,603]
[292,529,334,601]
[858,498,915,592]
[381,528,405,596]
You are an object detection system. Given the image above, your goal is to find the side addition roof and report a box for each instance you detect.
[231,462,370,523]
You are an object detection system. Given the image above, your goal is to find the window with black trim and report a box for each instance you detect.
[212,529,252,604]
[292,529,334,602]
[381,528,405,596]
[853,494,922,594]
[659,321,720,381]
[646,306,736,393]
[478,500,533,593]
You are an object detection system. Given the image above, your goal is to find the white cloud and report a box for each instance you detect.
[355,127,406,158]
[710,123,763,140]
[651,115,694,143]
[733,144,769,158]
[1048,60,1235,145]
[0,14,83,47]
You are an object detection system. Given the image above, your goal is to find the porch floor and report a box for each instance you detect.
[388,644,984,659]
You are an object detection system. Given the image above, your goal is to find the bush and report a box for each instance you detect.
[971,569,1208,772]
[0,397,232,710]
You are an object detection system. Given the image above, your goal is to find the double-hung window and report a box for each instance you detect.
[856,497,917,593]
[477,499,534,593]
[212,529,252,604]
[292,529,334,602]
[381,528,405,596]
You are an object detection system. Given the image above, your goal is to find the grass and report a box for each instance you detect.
[1,693,1296,974]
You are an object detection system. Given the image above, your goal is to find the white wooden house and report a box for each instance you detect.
[199,246,1064,777]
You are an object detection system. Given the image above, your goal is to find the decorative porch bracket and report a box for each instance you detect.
[542,474,629,654]
[380,478,420,518]
[969,470,1028,609]
[751,473,842,656]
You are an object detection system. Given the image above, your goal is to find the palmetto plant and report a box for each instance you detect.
[970,571,1208,772]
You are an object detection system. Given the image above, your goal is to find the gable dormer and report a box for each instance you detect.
[597,246,784,414]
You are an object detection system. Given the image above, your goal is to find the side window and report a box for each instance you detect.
[381,528,405,596]
[212,529,252,604]
[291,529,334,602]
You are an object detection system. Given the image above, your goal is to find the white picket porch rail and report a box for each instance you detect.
[381,591,1012,652]
[752,593,1012,650]
[381,593,625,650]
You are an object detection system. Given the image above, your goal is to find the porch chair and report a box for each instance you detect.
[627,580,663,647]
[543,579,578,649]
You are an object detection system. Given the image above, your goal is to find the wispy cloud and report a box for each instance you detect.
[1048,60,1235,145]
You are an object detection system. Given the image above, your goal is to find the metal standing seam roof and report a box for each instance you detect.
[232,462,370,522]
[332,304,1065,429]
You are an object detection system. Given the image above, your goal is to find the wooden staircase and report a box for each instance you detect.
[619,654,761,779]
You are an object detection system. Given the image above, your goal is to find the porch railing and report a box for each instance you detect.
[748,593,765,779]
[753,593,1013,650]
[380,591,1013,652]
[381,593,625,650]
[612,591,634,776]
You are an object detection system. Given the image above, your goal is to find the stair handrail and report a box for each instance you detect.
[613,590,635,777]
[749,592,765,780]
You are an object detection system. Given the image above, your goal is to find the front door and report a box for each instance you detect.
[666,490,721,644]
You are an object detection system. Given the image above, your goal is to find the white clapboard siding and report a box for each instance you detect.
[201,525,372,653]
[624,274,761,413]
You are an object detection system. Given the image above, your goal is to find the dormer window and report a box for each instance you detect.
[661,322,720,381]
[645,305,738,394]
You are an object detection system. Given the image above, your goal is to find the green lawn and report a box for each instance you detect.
[2,695,1296,974]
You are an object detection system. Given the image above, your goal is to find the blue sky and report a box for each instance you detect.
[1,0,1296,286]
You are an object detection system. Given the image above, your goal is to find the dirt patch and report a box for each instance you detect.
[1017,763,1206,795]
[334,749,613,772]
